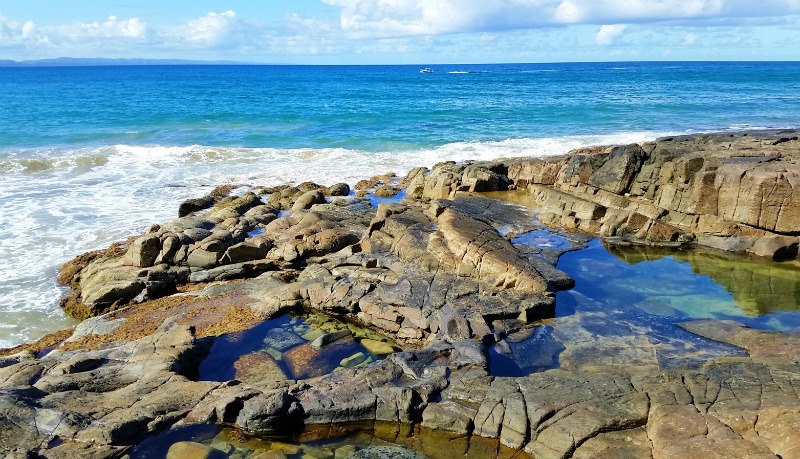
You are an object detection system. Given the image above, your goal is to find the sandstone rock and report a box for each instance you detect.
[588,143,646,194]
[184,227,214,242]
[236,390,297,434]
[125,234,162,267]
[311,329,352,349]
[178,196,215,217]
[244,205,279,225]
[189,260,274,283]
[749,235,799,261]
[340,352,367,368]
[292,190,326,210]
[210,192,263,218]
[251,450,288,459]
[167,441,222,459]
[221,239,273,264]
[263,328,305,351]
[187,248,221,269]
[421,400,475,434]
[432,207,549,293]
[233,352,287,385]
[28,134,800,459]
[360,339,395,356]
[347,446,427,459]
[327,183,351,196]
[374,185,400,198]
[406,131,800,255]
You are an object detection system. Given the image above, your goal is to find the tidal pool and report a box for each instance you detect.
[489,237,800,375]
[511,229,572,250]
[367,189,407,208]
[568,239,800,330]
[130,421,530,459]
[199,312,397,383]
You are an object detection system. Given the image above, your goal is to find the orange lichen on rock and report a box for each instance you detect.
[60,291,262,352]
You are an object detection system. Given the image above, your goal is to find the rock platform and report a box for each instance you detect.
[2,130,800,459]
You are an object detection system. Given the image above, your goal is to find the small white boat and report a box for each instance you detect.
[419,68,433,73]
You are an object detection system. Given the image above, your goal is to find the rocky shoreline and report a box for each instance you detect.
[2,130,800,459]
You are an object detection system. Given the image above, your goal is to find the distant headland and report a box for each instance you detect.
[0,57,263,67]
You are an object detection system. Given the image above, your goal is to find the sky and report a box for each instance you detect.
[1,1,800,64]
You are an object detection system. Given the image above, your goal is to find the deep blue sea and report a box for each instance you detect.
[1,61,800,347]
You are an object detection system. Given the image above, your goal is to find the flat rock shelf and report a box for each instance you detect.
[3,130,800,459]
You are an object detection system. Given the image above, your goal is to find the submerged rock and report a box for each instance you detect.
[19,130,800,459]
[348,446,427,459]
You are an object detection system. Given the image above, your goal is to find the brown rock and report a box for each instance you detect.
[233,352,287,385]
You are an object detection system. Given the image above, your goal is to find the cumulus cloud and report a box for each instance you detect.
[595,24,627,45]
[323,0,800,37]
[2,3,799,62]
[0,14,149,52]
[55,16,149,40]
[180,10,237,44]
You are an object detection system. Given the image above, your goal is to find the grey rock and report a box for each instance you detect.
[178,196,215,217]
[221,239,272,264]
[328,183,351,196]
[125,234,162,268]
[263,328,305,352]
[347,446,427,459]
[311,329,352,349]
[187,248,221,269]
[292,190,326,210]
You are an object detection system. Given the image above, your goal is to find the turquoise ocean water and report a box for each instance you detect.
[1,61,800,347]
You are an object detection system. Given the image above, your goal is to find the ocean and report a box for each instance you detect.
[1,61,800,347]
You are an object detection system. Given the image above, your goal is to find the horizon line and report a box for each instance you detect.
[2,57,800,68]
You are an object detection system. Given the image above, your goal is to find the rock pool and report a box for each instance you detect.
[489,236,800,376]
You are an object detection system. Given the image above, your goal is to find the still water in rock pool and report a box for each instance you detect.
[489,235,800,376]
[199,312,396,383]
[130,422,526,459]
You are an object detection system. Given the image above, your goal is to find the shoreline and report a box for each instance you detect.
[2,129,800,458]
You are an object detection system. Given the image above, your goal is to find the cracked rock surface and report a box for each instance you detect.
[2,130,800,458]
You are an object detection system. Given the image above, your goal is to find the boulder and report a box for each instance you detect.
[749,235,799,261]
[327,183,350,196]
[360,339,395,356]
[292,190,326,210]
[311,329,352,349]
[124,234,162,267]
[167,441,223,459]
[178,196,215,217]
[221,239,272,264]
[187,248,221,269]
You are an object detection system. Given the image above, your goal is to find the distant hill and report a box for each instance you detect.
[0,57,261,67]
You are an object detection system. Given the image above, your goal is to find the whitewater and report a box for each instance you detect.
[1,61,800,347]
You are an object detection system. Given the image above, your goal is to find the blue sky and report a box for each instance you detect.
[1,1,800,64]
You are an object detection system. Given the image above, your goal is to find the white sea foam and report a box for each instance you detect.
[0,131,677,347]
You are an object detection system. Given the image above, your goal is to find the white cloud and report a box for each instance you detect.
[2,4,800,63]
[181,10,236,44]
[595,24,627,45]
[322,0,800,37]
[56,16,149,40]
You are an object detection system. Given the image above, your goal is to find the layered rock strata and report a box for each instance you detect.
[2,130,800,459]
[406,130,800,260]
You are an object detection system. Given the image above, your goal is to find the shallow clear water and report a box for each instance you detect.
[199,313,391,383]
[489,237,800,376]
[562,240,800,330]
[2,62,800,347]
[129,422,526,459]
[512,229,572,250]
